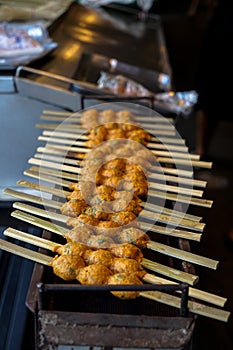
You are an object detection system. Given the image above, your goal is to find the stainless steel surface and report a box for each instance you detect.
[28,2,172,91]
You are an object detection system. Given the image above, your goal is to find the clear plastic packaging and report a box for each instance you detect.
[0,22,57,66]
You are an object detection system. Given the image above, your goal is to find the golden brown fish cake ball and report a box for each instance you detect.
[113,146,133,157]
[78,213,99,226]
[102,175,123,188]
[83,205,109,221]
[87,234,115,249]
[96,185,116,201]
[99,109,116,123]
[103,158,126,170]
[53,241,91,257]
[110,257,145,274]
[67,190,84,201]
[50,254,86,281]
[64,226,94,245]
[84,249,114,268]
[109,243,143,262]
[132,181,148,198]
[88,125,108,140]
[81,108,98,121]
[124,200,143,215]
[104,122,119,130]
[118,227,150,248]
[77,264,113,285]
[126,129,152,141]
[94,223,121,238]
[116,110,134,122]
[108,272,143,299]
[106,129,126,139]
[60,199,88,217]
[78,181,96,200]
[110,211,137,226]
[124,171,147,183]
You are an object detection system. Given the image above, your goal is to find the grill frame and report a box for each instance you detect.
[0,68,197,349]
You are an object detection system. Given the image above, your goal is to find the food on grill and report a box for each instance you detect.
[77,264,113,285]
[108,272,143,299]
[50,254,86,280]
[80,109,136,129]
[50,239,147,299]
[83,249,114,267]
[109,243,143,262]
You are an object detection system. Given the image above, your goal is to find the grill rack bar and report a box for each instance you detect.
[36,282,189,317]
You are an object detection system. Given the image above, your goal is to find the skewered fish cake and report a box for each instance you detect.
[109,243,143,262]
[77,264,113,285]
[49,254,86,281]
[109,257,145,275]
[53,241,92,257]
[87,234,115,249]
[83,249,114,268]
[116,227,151,248]
[108,272,144,299]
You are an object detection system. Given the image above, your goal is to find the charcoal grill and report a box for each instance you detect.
[0,66,197,350]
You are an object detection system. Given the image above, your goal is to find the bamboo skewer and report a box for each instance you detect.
[8,208,218,270]
[38,136,200,160]
[0,238,229,322]
[41,109,175,124]
[41,130,189,153]
[41,110,175,124]
[140,291,230,323]
[25,164,207,188]
[32,153,204,198]
[36,123,186,145]
[4,227,197,286]
[5,187,205,232]
[36,141,210,168]
[7,213,199,286]
[12,201,202,242]
[3,227,226,307]
[0,238,52,265]
[142,273,226,307]
[35,148,194,178]
[25,159,213,208]
[35,123,176,136]
[17,178,203,223]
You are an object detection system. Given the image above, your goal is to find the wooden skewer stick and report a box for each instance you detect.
[37,135,200,161]
[36,141,207,168]
[16,179,205,231]
[35,123,188,146]
[140,290,230,323]
[41,111,175,124]
[42,130,188,153]
[12,201,202,242]
[0,238,52,265]
[26,159,213,208]
[25,163,207,189]
[35,123,176,136]
[41,110,175,124]
[4,186,204,233]
[17,177,203,223]
[1,238,229,322]
[4,227,197,286]
[9,209,218,270]
[33,153,204,198]
[36,148,194,178]
[4,227,226,307]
